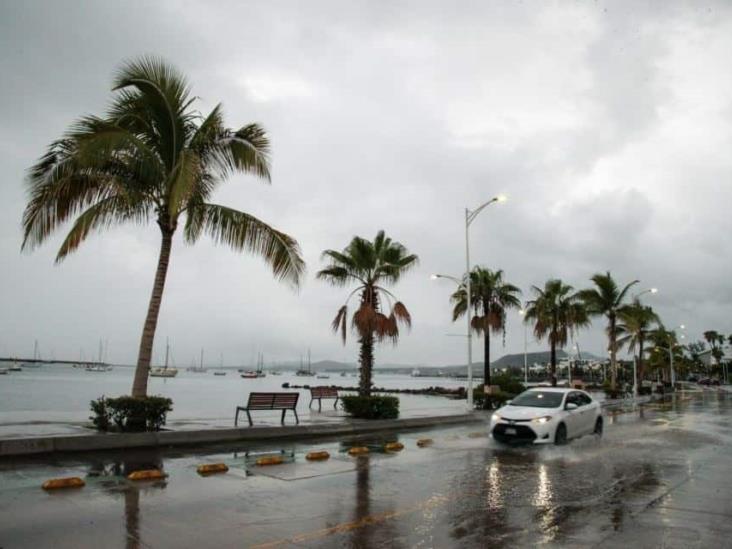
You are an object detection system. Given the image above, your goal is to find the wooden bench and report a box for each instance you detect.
[309,386,339,412]
[235,392,300,426]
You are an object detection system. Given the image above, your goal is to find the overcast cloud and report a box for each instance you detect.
[1,0,730,367]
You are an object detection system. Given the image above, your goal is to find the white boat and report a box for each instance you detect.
[316,374,330,379]
[411,368,421,377]
[296,350,315,377]
[0,368,8,375]
[214,371,227,376]
[8,362,22,372]
[188,348,207,373]
[241,352,267,378]
[150,338,178,378]
[86,364,112,372]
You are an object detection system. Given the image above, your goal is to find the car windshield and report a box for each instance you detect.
[509,390,564,408]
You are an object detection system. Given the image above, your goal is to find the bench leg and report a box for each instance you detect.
[309,397,313,409]
[281,409,286,424]
[235,407,243,427]
[334,397,339,409]
[293,408,299,424]
[318,398,322,412]
[246,410,253,427]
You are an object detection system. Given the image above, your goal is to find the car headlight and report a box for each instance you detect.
[491,414,502,422]
[532,416,553,424]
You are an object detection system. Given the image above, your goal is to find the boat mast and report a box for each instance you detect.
[308,348,311,374]
[200,348,204,370]
[165,338,170,369]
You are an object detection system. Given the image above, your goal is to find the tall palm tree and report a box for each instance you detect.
[22,57,305,397]
[617,301,660,388]
[523,279,589,386]
[450,267,521,387]
[578,272,638,391]
[317,231,418,396]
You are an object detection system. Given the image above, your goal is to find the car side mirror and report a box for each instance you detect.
[505,400,512,406]
[565,402,578,411]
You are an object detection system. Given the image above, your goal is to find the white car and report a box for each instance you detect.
[490,387,603,445]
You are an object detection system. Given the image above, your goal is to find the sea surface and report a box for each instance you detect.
[0,365,469,427]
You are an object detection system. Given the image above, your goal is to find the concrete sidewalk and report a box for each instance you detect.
[0,412,483,457]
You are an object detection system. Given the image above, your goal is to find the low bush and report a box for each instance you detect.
[473,386,515,410]
[489,372,526,396]
[342,395,399,419]
[90,395,173,432]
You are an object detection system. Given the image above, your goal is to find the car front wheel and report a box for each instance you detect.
[594,417,603,437]
[554,423,567,445]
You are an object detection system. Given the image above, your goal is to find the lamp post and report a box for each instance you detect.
[631,287,657,396]
[464,195,506,408]
[432,194,506,411]
[519,309,528,385]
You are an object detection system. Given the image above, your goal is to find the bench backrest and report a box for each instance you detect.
[310,386,338,398]
[247,392,299,410]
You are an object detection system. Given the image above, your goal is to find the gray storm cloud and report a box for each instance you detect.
[0,0,730,366]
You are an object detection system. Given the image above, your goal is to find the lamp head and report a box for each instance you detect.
[495,194,508,203]
[430,274,439,280]
[650,288,658,294]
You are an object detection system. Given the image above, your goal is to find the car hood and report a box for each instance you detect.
[497,405,559,420]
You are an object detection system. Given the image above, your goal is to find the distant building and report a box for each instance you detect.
[699,346,732,367]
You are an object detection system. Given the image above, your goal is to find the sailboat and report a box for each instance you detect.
[8,362,22,372]
[150,338,178,377]
[240,352,267,378]
[86,339,112,372]
[214,353,227,376]
[187,348,207,373]
[22,340,42,368]
[296,349,315,377]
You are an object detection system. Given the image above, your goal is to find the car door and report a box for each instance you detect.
[563,392,584,438]
[576,392,595,434]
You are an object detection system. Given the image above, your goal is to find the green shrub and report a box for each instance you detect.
[489,372,526,395]
[473,386,515,410]
[342,395,399,419]
[90,395,173,432]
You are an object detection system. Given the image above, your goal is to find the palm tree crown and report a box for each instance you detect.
[523,279,589,386]
[22,57,305,397]
[450,267,521,387]
[317,231,418,396]
[618,300,660,387]
[578,272,638,390]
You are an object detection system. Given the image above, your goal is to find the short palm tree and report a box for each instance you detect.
[22,57,305,397]
[317,231,418,396]
[450,267,521,387]
[578,272,638,391]
[703,331,725,370]
[523,279,589,386]
[646,326,683,382]
[618,301,660,388]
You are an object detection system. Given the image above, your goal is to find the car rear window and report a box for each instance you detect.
[510,390,564,408]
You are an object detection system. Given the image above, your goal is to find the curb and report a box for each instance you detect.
[0,413,483,458]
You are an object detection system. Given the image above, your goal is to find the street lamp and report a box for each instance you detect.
[464,195,506,409]
[519,309,528,385]
[634,288,658,300]
[431,194,507,411]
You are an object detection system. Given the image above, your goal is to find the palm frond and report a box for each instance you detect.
[185,203,304,287]
[331,305,348,344]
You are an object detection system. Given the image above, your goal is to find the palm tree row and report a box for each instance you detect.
[445,270,663,391]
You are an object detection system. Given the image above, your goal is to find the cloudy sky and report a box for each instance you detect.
[1,1,730,368]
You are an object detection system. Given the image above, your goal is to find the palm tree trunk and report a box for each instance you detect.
[484,331,491,387]
[609,316,618,391]
[131,227,173,398]
[550,340,557,387]
[638,335,645,388]
[358,332,374,397]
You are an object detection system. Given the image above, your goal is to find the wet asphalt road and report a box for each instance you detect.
[1,391,732,548]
